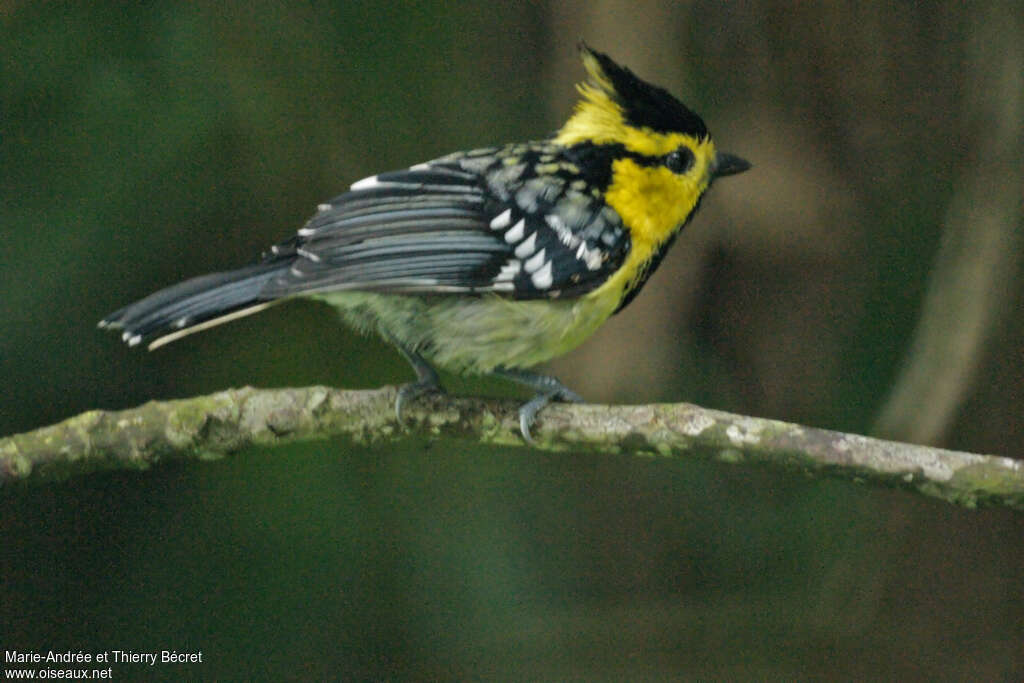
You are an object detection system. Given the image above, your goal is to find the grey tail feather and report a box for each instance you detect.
[99,262,289,349]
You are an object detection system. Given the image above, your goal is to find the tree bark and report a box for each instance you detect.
[2,386,1021,511]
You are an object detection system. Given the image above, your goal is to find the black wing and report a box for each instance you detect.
[261,144,630,300]
[100,144,632,348]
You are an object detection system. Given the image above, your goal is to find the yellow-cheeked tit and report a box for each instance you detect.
[101,45,750,442]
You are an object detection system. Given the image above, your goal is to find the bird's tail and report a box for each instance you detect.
[99,262,289,350]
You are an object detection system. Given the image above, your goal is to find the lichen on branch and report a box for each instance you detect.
[2,386,1021,511]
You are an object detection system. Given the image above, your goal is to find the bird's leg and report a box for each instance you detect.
[392,342,444,422]
[491,367,584,444]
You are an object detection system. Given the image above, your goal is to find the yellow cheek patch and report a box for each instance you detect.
[606,159,703,250]
[589,159,709,300]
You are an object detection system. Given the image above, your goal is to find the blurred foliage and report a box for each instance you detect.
[2,2,1022,679]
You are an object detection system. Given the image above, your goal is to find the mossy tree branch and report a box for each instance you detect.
[2,386,1021,510]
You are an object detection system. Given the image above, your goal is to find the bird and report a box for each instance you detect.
[100,44,750,443]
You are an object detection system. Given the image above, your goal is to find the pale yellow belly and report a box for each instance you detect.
[317,290,621,374]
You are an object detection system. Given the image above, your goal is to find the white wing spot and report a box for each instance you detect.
[514,232,537,258]
[531,261,553,289]
[524,248,547,274]
[490,208,512,230]
[576,243,603,270]
[494,260,521,282]
[350,175,381,191]
[409,162,431,170]
[296,247,322,263]
[546,214,580,248]
[127,334,142,347]
[504,218,525,243]
[317,203,332,212]
[545,214,566,231]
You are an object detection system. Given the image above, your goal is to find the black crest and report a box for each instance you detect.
[582,44,708,139]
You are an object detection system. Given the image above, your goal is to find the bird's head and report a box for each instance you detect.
[556,44,749,249]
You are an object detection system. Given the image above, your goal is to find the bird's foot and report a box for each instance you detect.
[492,368,584,444]
[395,377,445,423]
[391,340,445,423]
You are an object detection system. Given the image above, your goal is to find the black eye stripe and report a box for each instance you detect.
[566,141,697,191]
[622,146,695,174]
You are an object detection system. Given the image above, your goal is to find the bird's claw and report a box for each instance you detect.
[517,387,584,444]
[395,380,444,423]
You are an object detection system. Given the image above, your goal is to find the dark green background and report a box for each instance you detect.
[3,3,1021,680]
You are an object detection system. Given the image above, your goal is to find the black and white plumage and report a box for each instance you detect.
[101,142,630,350]
[101,45,750,441]
[277,143,629,299]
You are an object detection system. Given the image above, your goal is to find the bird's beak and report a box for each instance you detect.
[712,152,751,178]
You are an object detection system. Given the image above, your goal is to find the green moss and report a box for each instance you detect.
[950,462,1024,495]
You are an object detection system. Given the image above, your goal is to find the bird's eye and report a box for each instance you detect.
[665,147,694,174]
